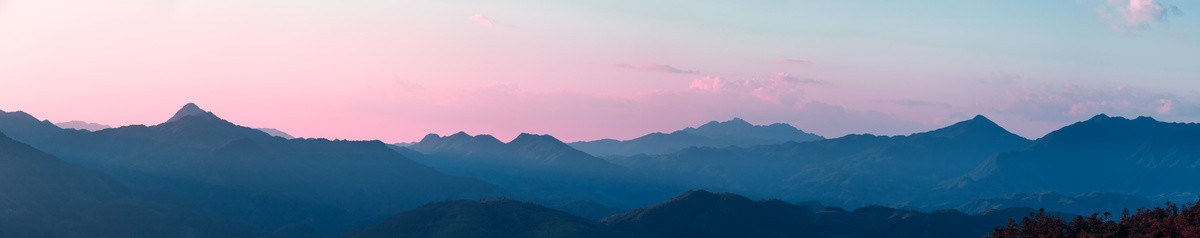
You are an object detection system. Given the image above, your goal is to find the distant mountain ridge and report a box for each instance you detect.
[54,120,112,131]
[402,132,680,209]
[254,127,296,139]
[569,118,824,156]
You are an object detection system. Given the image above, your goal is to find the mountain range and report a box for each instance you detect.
[947,114,1200,200]
[346,190,1064,238]
[569,118,823,157]
[0,103,501,236]
[609,115,1033,207]
[956,191,1157,215]
[54,120,112,131]
[4,103,1200,237]
[400,132,681,209]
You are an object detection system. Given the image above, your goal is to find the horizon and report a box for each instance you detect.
[2,0,1198,143]
[3,101,1192,144]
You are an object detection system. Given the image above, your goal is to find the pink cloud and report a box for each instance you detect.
[469,14,495,27]
[1095,0,1182,31]
[772,58,812,66]
[1156,99,1175,114]
[993,84,1197,123]
[610,63,699,74]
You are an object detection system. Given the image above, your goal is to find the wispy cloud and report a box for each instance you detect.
[993,83,1197,123]
[609,63,700,74]
[770,72,826,84]
[883,99,952,107]
[469,14,495,27]
[1092,0,1183,31]
[772,58,812,66]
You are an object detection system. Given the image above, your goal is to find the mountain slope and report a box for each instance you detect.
[569,118,823,156]
[0,131,263,237]
[404,132,679,209]
[341,199,628,238]
[603,190,1056,238]
[0,109,64,144]
[25,104,502,235]
[948,114,1200,199]
[614,115,1032,207]
[345,190,1051,238]
[551,200,626,221]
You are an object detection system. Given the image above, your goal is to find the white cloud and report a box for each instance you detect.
[469,14,495,27]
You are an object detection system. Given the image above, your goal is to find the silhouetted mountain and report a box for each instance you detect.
[569,118,823,156]
[948,115,1200,200]
[613,115,1032,208]
[342,199,629,238]
[0,131,264,237]
[551,200,626,221]
[55,120,112,131]
[255,127,296,139]
[403,132,679,208]
[167,102,220,122]
[0,109,63,144]
[682,118,823,143]
[344,190,1047,238]
[599,190,1047,238]
[957,191,1157,215]
[23,103,501,235]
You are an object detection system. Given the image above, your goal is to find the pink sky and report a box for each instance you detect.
[0,0,1196,143]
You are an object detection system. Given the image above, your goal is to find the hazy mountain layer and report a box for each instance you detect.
[16,104,502,235]
[348,190,1057,238]
[403,132,681,209]
[54,120,112,131]
[0,109,63,144]
[0,131,267,237]
[613,115,1032,207]
[342,199,629,238]
[569,118,823,156]
[956,191,1156,215]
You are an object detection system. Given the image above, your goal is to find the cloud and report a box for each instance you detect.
[469,14,495,27]
[992,84,1198,123]
[392,78,425,92]
[1093,0,1183,31]
[884,99,953,107]
[772,58,812,66]
[769,72,826,84]
[609,63,700,74]
[685,73,822,105]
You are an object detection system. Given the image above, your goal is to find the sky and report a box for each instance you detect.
[0,0,1197,143]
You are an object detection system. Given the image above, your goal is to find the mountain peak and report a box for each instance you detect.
[509,133,567,146]
[920,115,1025,140]
[512,133,558,141]
[166,103,220,123]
